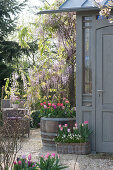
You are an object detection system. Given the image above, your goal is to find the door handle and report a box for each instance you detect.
[97,90,104,96]
[97,90,104,93]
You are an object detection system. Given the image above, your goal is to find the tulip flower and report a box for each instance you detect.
[18,161,22,165]
[28,154,31,160]
[84,120,88,124]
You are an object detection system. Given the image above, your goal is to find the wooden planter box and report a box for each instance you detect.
[40,117,76,150]
[56,142,91,154]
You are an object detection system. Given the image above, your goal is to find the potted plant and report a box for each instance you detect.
[39,98,76,150]
[55,121,92,154]
[11,96,20,109]
[12,100,20,109]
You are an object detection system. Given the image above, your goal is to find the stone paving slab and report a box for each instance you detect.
[17,129,113,170]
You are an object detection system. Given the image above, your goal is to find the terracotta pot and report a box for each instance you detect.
[40,117,76,150]
[56,142,91,154]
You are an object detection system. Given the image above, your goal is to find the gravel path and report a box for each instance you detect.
[17,129,113,170]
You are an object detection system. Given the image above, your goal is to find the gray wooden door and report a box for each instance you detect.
[96,26,113,152]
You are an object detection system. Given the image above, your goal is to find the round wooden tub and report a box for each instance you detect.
[40,117,76,150]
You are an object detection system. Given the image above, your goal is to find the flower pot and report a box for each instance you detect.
[40,117,76,150]
[56,142,91,154]
[12,104,19,109]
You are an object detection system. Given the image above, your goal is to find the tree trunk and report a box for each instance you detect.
[68,62,75,107]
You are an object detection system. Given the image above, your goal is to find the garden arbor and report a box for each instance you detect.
[38,0,113,153]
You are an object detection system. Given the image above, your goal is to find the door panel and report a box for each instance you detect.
[103,35,113,104]
[96,26,113,152]
[103,112,113,142]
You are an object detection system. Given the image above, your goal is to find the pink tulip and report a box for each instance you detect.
[84,121,88,124]
[41,155,43,158]
[59,124,62,128]
[45,153,50,159]
[52,103,55,106]
[18,161,22,165]
[63,98,66,100]
[62,106,65,109]
[51,153,55,157]
[43,102,46,104]
[65,100,69,103]
[44,105,47,109]
[64,124,68,127]
[48,103,51,106]
[13,161,17,165]
[40,103,43,106]
[28,154,31,160]
[60,127,63,131]
[75,123,77,127]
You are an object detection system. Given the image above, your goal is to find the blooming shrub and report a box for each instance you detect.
[39,98,76,118]
[13,153,66,170]
[55,121,92,143]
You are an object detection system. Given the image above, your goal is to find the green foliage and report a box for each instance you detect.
[55,122,92,143]
[30,110,40,128]
[40,98,76,118]
[37,154,67,170]
[13,100,20,104]
[13,153,66,170]
[0,63,13,98]
[0,0,38,99]
[13,156,37,170]
[0,0,28,98]
[79,123,92,142]
[0,0,27,38]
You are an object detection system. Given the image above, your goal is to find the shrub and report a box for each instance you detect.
[30,110,40,128]
[0,120,23,169]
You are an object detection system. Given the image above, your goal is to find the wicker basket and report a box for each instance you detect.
[56,142,91,154]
